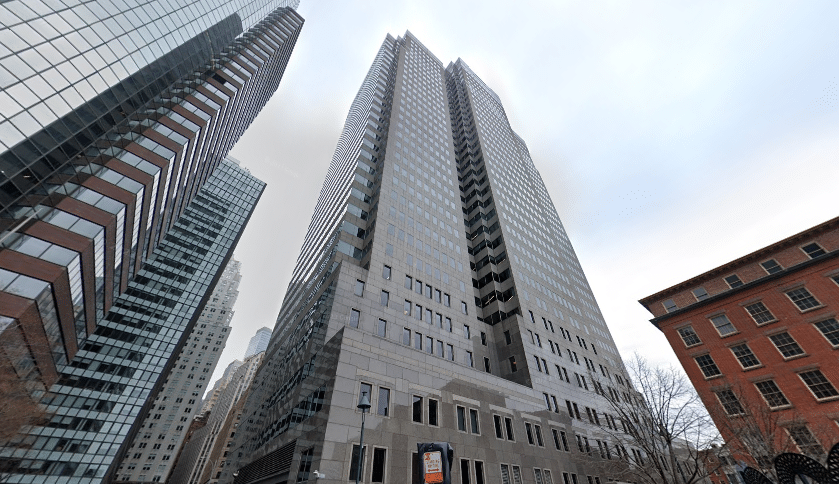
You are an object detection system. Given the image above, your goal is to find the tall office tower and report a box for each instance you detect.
[0,159,264,483]
[116,257,242,483]
[245,326,272,358]
[202,359,245,414]
[225,32,631,484]
[0,2,302,482]
[170,352,265,484]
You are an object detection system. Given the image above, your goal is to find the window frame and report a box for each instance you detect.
[710,314,737,337]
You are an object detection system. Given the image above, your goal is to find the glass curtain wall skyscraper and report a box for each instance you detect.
[224,32,633,484]
[0,1,303,482]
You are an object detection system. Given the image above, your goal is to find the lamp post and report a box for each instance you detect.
[355,391,371,484]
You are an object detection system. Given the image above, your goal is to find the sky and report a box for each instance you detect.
[210,0,839,390]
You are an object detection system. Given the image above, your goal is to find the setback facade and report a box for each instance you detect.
[640,216,839,467]
[223,32,636,484]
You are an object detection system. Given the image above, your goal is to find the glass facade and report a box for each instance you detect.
[0,2,303,482]
[0,158,265,483]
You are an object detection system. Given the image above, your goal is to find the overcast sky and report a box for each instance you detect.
[211,1,839,390]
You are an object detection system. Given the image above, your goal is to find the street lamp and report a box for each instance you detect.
[355,391,371,484]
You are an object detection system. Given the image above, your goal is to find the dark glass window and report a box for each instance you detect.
[428,399,438,426]
[787,288,820,311]
[730,344,761,369]
[457,406,466,431]
[494,415,503,439]
[802,243,826,258]
[377,388,390,416]
[412,396,423,423]
[371,448,386,483]
[815,318,839,346]
[349,445,365,481]
[745,302,775,324]
[469,408,480,434]
[769,332,804,358]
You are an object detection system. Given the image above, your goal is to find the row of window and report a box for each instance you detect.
[710,367,838,409]
[677,287,827,348]
[664,242,829,312]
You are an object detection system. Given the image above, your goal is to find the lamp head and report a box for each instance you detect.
[357,391,371,411]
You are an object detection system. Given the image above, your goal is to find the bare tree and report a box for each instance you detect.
[594,353,725,484]
[706,380,830,482]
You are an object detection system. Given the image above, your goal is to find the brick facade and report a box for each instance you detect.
[641,217,839,465]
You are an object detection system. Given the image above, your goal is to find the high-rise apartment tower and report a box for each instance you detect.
[224,32,633,484]
[0,1,303,481]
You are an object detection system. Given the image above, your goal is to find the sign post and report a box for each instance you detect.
[417,442,453,484]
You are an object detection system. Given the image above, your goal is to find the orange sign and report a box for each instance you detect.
[423,451,443,483]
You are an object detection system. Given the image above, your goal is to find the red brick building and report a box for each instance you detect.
[640,217,839,466]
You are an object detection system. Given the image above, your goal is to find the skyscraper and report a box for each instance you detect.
[116,257,243,483]
[0,157,264,482]
[224,32,632,484]
[0,1,303,481]
[244,326,272,358]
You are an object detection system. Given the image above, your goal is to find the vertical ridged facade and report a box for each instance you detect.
[0,158,264,483]
[0,2,303,482]
[225,32,636,484]
[115,257,242,483]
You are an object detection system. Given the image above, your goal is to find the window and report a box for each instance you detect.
[715,390,744,415]
[403,328,411,345]
[769,332,804,358]
[663,299,677,312]
[692,287,709,301]
[383,265,391,279]
[463,325,470,339]
[380,290,389,306]
[787,425,824,456]
[755,380,790,408]
[435,289,441,303]
[436,340,444,357]
[415,280,423,294]
[349,444,366,481]
[447,344,454,361]
[710,314,736,336]
[457,406,467,431]
[414,332,422,350]
[745,302,775,325]
[676,326,701,347]
[371,448,387,483]
[730,343,761,369]
[412,396,423,423]
[415,304,422,320]
[426,336,433,354]
[475,461,485,484]
[444,293,451,306]
[509,356,517,373]
[466,351,474,367]
[501,465,511,484]
[534,425,544,446]
[525,423,535,445]
[460,459,471,484]
[504,417,515,441]
[554,429,569,451]
[425,308,432,322]
[724,274,743,288]
[428,399,439,426]
[425,284,432,298]
[349,309,360,328]
[377,319,387,337]
[354,280,365,296]
[469,409,480,434]
[815,318,839,346]
[798,370,839,399]
[377,387,390,416]
[695,354,721,378]
[786,288,821,311]
[405,275,412,289]
[761,259,782,274]
[802,243,826,258]
[385,243,393,256]
[484,357,491,373]
[494,415,504,439]
[481,332,487,345]
[461,301,468,314]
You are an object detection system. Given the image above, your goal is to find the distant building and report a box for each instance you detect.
[202,359,245,415]
[169,352,264,484]
[244,326,272,358]
[116,258,242,482]
[640,217,839,467]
